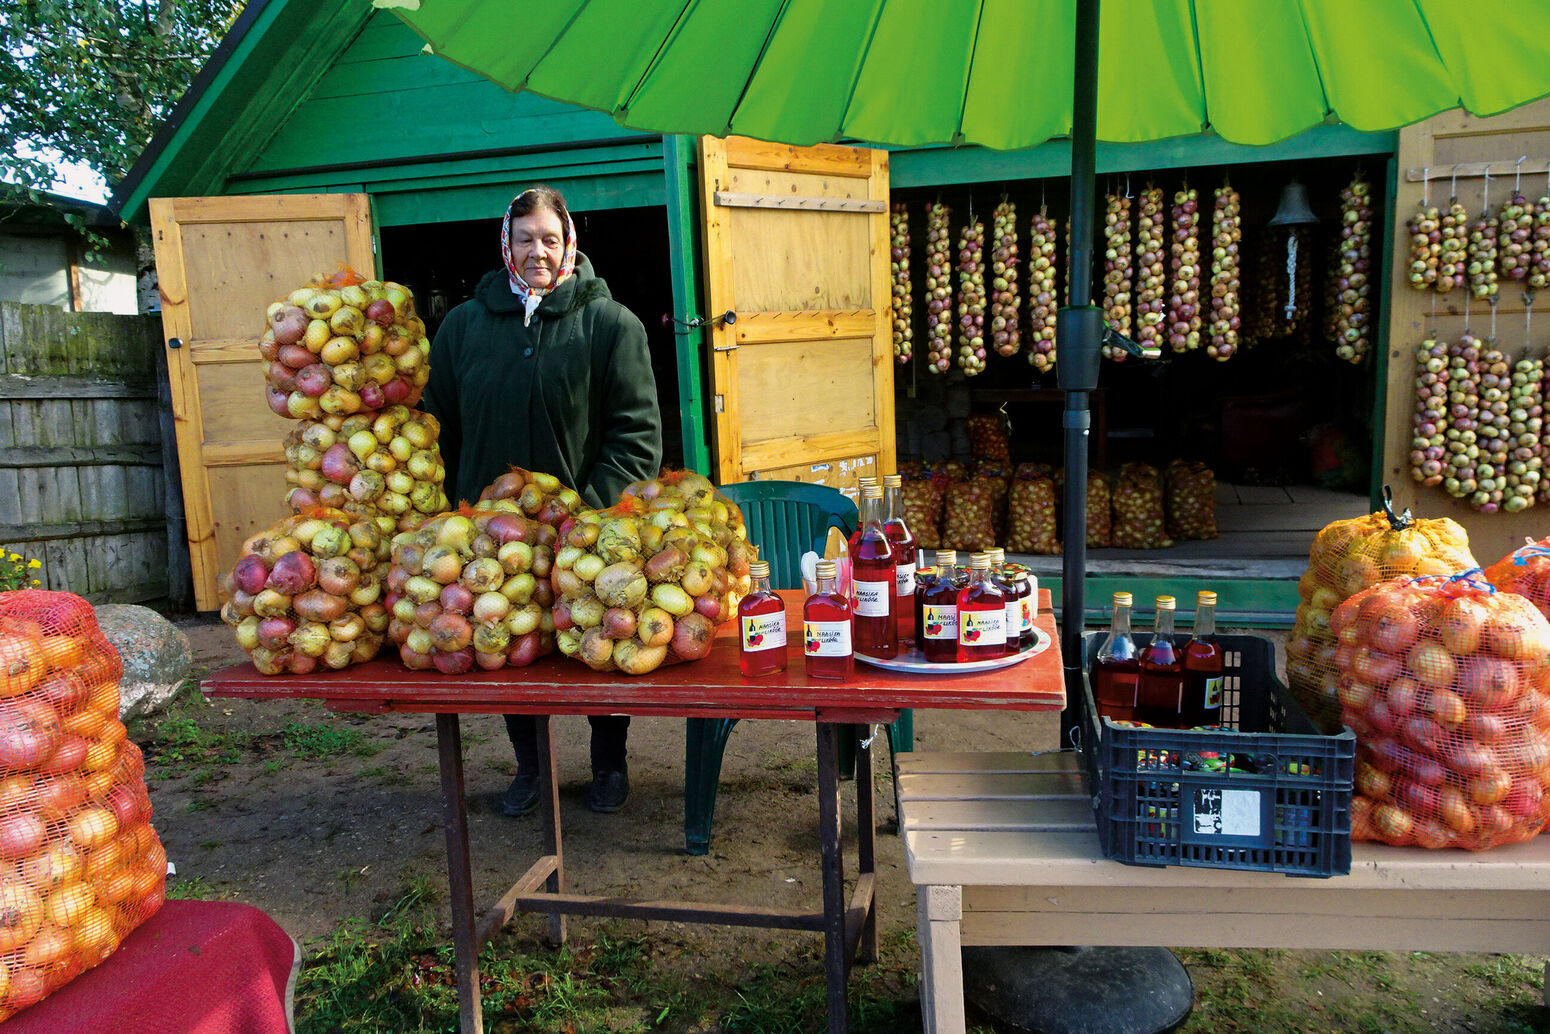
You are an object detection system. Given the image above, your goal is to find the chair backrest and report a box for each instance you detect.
[718,480,858,590]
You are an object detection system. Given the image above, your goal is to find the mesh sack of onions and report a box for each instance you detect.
[941,459,970,483]
[1005,469,1059,555]
[1163,459,1219,541]
[1054,468,1112,548]
[478,466,584,532]
[1483,538,1550,621]
[0,591,168,1019]
[966,413,1010,461]
[940,479,1000,553]
[971,465,1012,540]
[260,268,429,420]
[901,478,945,550]
[283,406,450,535]
[1286,499,1477,733]
[384,503,557,673]
[1110,463,1171,549]
[220,508,392,675]
[550,485,751,675]
[1335,571,1550,849]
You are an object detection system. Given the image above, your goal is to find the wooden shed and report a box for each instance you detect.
[111,0,1550,620]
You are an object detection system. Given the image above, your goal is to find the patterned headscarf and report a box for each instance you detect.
[500,189,577,326]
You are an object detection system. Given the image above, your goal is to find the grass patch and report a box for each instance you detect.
[168,876,218,901]
[280,721,380,760]
[144,714,249,770]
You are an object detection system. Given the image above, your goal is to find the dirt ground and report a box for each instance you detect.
[144,617,1548,1033]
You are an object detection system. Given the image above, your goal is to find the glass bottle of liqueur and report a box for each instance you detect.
[919,549,959,661]
[956,553,1008,662]
[849,484,898,658]
[803,559,853,681]
[1135,595,1186,727]
[738,560,787,678]
[1003,566,1033,652]
[1092,592,1140,723]
[881,474,918,645]
[1181,590,1225,727]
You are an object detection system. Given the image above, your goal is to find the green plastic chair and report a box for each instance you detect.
[683,479,915,855]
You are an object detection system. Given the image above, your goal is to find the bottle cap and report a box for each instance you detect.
[1197,590,1218,605]
[861,484,883,499]
[749,560,770,579]
[858,476,879,488]
[815,559,837,578]
[936,549,957,565]
[1156,595,1176,609]
[883,473,903,488]
[968,553,991,570]
[986,547,1005,562]
[1113,591,1133,606]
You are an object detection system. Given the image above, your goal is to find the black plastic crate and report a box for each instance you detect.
[1076,633,1354,878]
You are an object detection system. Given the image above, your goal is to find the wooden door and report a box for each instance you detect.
[698,136,895,497]
[149,194,374,610]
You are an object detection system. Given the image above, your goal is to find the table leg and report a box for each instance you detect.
[535,714,566,946]
[436,713,482,1034]
[854,725,877,964]
[816,722,848,1034]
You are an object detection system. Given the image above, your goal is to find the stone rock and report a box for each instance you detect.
[92,604,193,721]
[962,946,1194,1034]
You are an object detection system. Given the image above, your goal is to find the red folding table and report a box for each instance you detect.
[203,589,1064,1034]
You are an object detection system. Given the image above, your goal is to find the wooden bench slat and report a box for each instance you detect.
[895,770,1088,801]
[895,750,1079,776]
[902,798,1095,833]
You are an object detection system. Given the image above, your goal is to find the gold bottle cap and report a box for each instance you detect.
[749,560,770,579]
[858,476,879,488]
[986,547,1005,562]
[861,484,883,499]
[815,559,837,578]
[883,473,903,488]
[1197,590,1218,605]
[936,549,957,564]
[1113,591,1133,606]
[968,553,991,570]
[1156,595,1177,609]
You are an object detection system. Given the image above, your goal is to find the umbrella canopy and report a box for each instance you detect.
[377,0,1550,151]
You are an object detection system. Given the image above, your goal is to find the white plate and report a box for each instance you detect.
[854,626,1051,674]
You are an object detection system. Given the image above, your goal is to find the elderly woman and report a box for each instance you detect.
[422,185,662,816]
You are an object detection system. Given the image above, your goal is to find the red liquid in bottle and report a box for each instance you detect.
[851,488,897,658]
[919,556,959,662]
[956,558,1007,662]
[882,475,917,646]
[803,576,853,682]
[1092,656,1140,723]
[1135,598,1185,728]
[738,573,787,678]
[1180,591,1224,727]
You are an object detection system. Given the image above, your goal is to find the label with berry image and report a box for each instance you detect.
[803,620,852,657]
[922,604,957,640]
[958,609,1006,646]
[741,613,787,653]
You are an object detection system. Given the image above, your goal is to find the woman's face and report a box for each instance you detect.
[510,206,566,289]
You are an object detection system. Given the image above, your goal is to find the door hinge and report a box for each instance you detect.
[714,394,725,413]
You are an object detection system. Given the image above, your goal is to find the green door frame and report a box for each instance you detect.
[663,134,712,475]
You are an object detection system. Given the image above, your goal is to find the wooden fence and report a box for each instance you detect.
[0,302,182,605]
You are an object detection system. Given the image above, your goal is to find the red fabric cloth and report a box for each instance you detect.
[6,900,299,1034]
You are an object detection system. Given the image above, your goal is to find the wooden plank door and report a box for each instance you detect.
[149,194,374,610]
[698,136,895,497]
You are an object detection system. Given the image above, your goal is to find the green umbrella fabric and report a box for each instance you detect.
[376,0,1550,150]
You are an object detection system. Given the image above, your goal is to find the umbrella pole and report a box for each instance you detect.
[1056,0,1102,741]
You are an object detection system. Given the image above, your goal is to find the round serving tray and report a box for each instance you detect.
[855,625,1051,674]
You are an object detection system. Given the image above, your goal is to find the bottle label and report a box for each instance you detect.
[740,613,787,653]
[895,562,916,597]
[959,609,1006,647]
[854,578,890,617]
[1020,598,1033,633]
[1005,600,1022,638]
[804,620,852,657]
[1203,675,1224,710]
[922,604,957,639]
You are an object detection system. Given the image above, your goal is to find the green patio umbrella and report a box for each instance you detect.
[376,0,1550,716]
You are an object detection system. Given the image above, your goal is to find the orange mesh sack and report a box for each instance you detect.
[1286,494,1477,731]
[941,480,1000,552]
[1005,467,1060,555]
[901,477,945,550]
[1111,463,1171,549]
[283,407,450,534]
[1053,469,1112,548]
[551,476,752,676]
[1164,458,1219,541]
[384,504,556,673]
[1483,538,1550,621]
[1334,572,1550,850]
[220,507,392,675]
[966,413,1011,461]
[0,591,167,1019]
[260,273,429,420]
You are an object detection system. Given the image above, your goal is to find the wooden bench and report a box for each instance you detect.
[898,749,1550,1034]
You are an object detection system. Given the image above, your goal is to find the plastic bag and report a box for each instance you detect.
[1111,463,1171,549]
[1286,491,1477,731]
[0,591,167,1019]
[1335,571,1550,850]
[1164,459,1219,541]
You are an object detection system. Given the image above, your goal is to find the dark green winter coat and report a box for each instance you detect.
[422,253,662,508]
